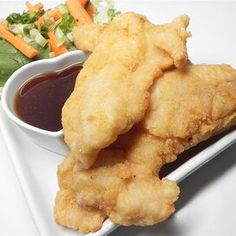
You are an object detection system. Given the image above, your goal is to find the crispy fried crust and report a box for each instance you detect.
[54,189,105,233]
[73,23,106,52]
[63,13,190,169]
[56,64,236,232]
[54,156,106,233]
[144,64,236,140]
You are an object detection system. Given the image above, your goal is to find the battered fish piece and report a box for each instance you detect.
[73,23,106,52]
[73,130,181,226]
[54,155,106,233]
[54,189,105,233]
[56,64,236,231]
[63,13,190,168]
[143,64,236,139]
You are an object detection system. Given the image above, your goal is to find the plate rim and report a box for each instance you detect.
[1,0,236,235]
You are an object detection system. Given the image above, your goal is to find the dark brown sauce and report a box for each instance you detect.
[15,63,83,132]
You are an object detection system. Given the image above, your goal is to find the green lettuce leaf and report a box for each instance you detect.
[0,38,32,86]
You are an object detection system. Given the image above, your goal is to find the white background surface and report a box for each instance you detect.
[0,1,236,236]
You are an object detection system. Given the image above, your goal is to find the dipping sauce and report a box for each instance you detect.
[15,63,83,132]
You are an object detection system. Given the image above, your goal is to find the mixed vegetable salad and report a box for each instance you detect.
[0,0,119,87]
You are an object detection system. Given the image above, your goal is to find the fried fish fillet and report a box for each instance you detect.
[73,23,106,52]
[54,155,106,233]
[73,129,181,226]
[143,64,236,140]
[55,64,236,232]
[62,13,190,169]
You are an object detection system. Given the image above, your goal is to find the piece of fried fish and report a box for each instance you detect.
[55,64,236,232]
[62,12,190,169]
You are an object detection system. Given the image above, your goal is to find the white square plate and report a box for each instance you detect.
[0,1,236,236]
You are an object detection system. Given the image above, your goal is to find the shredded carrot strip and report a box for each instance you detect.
[0,22,9,30]
[25,1,33,11]
[0,24,38,58]
[79,0,88,7]
[32,3,43,11]
[47,32,68,56]
[25,1,43,12]
[48,10,62,21]
[36,16,45,29]
[66,0,92,26]
[87,4,95,18]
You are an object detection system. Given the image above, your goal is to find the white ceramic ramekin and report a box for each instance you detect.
[1,50,88,156]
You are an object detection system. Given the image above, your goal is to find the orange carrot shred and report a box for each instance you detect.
[66,0,92,26]
[0,24,38,58]
[79,0,88,7]
[25,1,33,11]
[32,3,43,11]
[0,22,9,30]
[48,10,62,21]
[47,32,68,56]
[25,1,43,12]
[36,16,45,29]
[87,4,95,18]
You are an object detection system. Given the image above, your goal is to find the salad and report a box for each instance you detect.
[0,0,119,87]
